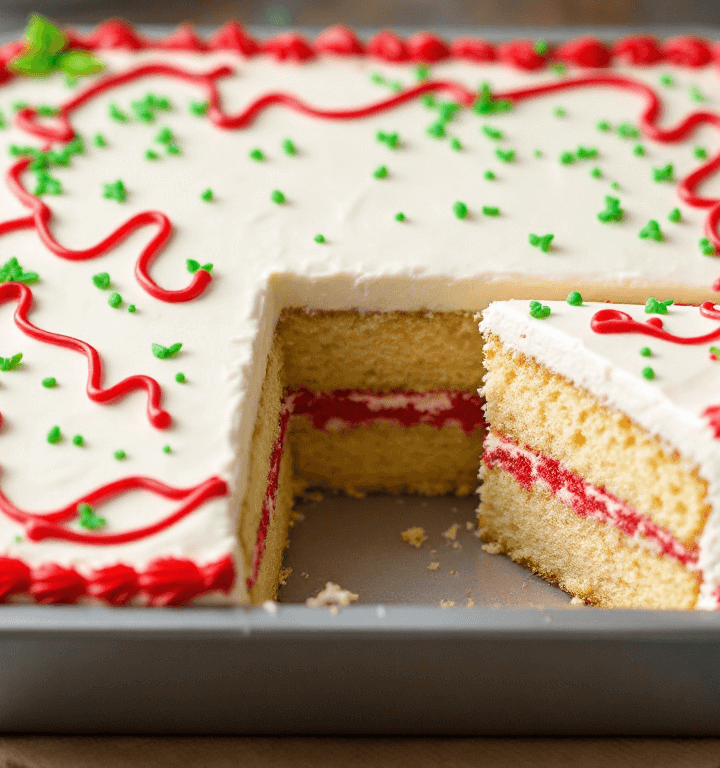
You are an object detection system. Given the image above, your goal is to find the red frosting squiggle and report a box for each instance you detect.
[0,471,228,545]
[591,302,720,344]
[0,282,171,429]
[483,432,699,568]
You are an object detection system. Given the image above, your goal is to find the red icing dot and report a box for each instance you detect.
[0,557,30,601]
[496,39,546,71]
[449,37,496,62]
[612,35,662,65]
[84,19,146,50]
[87,563,139,605]
[366,30,409,62]
[158,24,209,52]
[139,557,206,606]
[200,556,236,593]
[554,36,611,68]
[663,36,711,67]
[208,21,259,56]
[407,32,450,63]
[314,25,364,55]
[30,563,86,605]
[264,32,315,62]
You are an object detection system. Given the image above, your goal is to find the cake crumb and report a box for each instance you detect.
[301,571,309,579]
[466,598,476,608]
[278,567,292,585]
[289,510,306,527]
[570,596,586,606]
[465,521,475,531]
[440,599,456,609]
[401,526,428,548]
[452,541,461,550]
[449,569,458,576]
[262,600,278,613]
[306,582,359,609]
[482,542,503,554]
[427,561,440,571]
[442,523,460,541]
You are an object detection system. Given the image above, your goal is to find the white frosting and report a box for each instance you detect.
[0,47,718,603]
[479,299,720,607]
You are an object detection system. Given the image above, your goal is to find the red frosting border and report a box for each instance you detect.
[0,21,718,81]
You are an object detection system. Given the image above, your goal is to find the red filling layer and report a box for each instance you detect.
[247,389,485,589]
[483,432,699,568]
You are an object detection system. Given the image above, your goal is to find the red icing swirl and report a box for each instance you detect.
[0,557,30,600]
[366,30,409,62]
[29,563,87,604]
[208,21,260,56]
[663,36,712,67]
[264,32,315,62]
[497,39,547,71]
[449,37,496,62]
[554,36,611,68]
[406,32,450,63]
[612,35,663,65]
[159,24,209,52]
[86,563,139,605]
[314,25,364,56]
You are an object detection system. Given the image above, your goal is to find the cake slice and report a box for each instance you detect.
[478,297,720,609]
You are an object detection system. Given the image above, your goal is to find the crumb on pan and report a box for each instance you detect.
[401,526,427,548]
[306,581,359,609]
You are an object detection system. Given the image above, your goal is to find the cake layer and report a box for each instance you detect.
[479,436,700,609]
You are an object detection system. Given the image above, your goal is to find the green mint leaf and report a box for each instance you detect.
[167,343,182,358]
[9,50,57,76]
[186,259,200,273]
[26,14,67,54]
[0,353,23,371]
[201,263,213,273]
[152,343,169,360]
[57,49,104,77]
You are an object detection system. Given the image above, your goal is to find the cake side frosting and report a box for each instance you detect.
[1,22,720,603]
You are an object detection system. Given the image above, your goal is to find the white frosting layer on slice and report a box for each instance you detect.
[479,299,720,607]
[0,47,719,603]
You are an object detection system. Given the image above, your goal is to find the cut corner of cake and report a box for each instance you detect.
[478,298,720,610]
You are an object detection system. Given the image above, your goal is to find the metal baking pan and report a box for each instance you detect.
[1,24,720,735]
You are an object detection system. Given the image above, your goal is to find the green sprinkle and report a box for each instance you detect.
[109,103,128,122]
[694,146,708,160]
[270,189,286,204]
[552,62,567,76]
[633,144,645,156]
[36,105,57,117]
[610,181,621,190]
[103,180,127,202]
[645,297,673,315]
[77,502,106,530]
[453,201,468,220]
[576,146,598,160]
[415,63,430,80]
[370,73,385,85]
[13,535,22,543]
[376,130,400,149]
[597,120,611,132]
[92,272,110,290]
[175,372,186,383]
[395,212,406,222]
[189,100,209,116]
[590,167,602,179]
[482,206,500,216]
[700,237,715,256]
[597,196,624,223]
[156,127,174,145]
[639,219,663,242]
[689,85,705,103]
[660,74,674,87]
[42,377,57,388]
[560,151,575,165]
[566,291,583,306]
[426,122,445,139]
[93,133,107,148]
[711,346,720,359]
[72,434,84,447]
[0,353,22,371]
[128,304,136,313]
[640,346,652,357]
[529,300,551,319]
[314,234,326,243]
[108,292,122,308]
[114,449,126,460]
[373,165,388,179]
[152,342,182,360]
[533,149,543,158]
[553,106,566,118]
[668,208,682,223]
[163,444,172,454]
[449,137,462,152]
[528,233,554,253]
[389,81,403,93]
[484,170,496,181]
[437,102,461,123]
[145,149,159,161]
[472,83,513,115]
[482,124,503,141]
[642,366,655,380]
[282,138,297,156]
[12,101,28,112]
[249,148,265,161]
[653,163,674,183]
[201,188,213,202]
[0,256,39,284]
[166,144,181,156]
[421,94,436,109]
[495,149,515,163]
[617,122,640,139]
[534,38,549,55]
[47,425,61,444]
